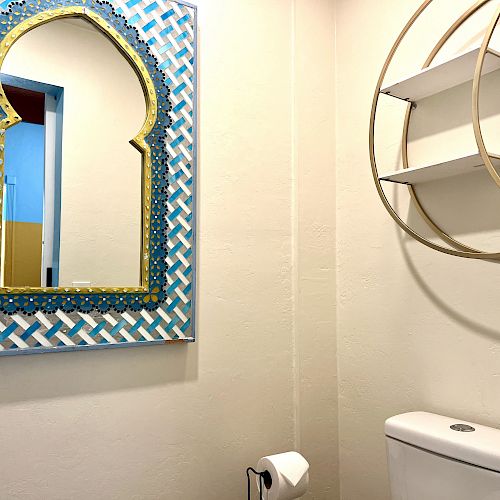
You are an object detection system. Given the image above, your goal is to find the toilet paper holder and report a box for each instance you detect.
[246,467,272,500]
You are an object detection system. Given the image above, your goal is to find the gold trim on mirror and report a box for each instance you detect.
[0,6,157,294]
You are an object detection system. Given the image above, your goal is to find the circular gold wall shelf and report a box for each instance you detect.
[370,0,500,260]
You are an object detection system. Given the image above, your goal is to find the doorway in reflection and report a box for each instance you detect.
[1,76,63,287]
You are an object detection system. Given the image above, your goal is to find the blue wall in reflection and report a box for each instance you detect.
[4,122,45,224]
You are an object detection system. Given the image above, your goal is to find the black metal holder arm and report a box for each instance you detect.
[246,467,272,500]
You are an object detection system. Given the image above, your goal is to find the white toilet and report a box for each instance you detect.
[386,412,500,499]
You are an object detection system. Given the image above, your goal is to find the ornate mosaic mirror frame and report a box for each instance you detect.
[0,0,197,354]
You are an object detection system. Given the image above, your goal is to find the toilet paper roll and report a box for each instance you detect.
[256,452,309,500]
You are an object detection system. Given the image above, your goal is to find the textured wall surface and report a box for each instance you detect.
[0,0,337,498]
[295,0,338,498]
[336,0,500,499]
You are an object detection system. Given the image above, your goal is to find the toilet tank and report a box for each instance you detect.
[385,412,500,500]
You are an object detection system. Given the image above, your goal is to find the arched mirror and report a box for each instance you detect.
[0,2,174,320]
[1,16,146,289]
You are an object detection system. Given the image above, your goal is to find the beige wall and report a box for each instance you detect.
[336,0,500,498]
[0,1,337,499]
[295,0,338,498]
[3,19,144,287]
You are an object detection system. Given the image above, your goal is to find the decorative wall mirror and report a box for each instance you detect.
[0,0,197,354]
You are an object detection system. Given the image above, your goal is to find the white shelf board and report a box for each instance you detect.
[381,45,500,102]
[379,152,500,185]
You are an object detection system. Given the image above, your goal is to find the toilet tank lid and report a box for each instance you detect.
[385,412,500,473]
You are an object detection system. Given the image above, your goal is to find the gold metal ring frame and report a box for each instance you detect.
[0,6,158,294]
[370,0,500,259]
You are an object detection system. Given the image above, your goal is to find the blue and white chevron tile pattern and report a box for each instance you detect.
[0,0,196,355]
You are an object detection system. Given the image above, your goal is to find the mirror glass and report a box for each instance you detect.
[0,17,146,289]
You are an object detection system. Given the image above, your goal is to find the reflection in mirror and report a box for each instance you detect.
[0,17,146,288]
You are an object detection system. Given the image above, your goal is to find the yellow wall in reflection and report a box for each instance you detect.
[3,220,42,287]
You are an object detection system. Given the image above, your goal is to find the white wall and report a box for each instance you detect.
[336,0,500,498]
[3,19,144,287]
[0,1,337,499]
